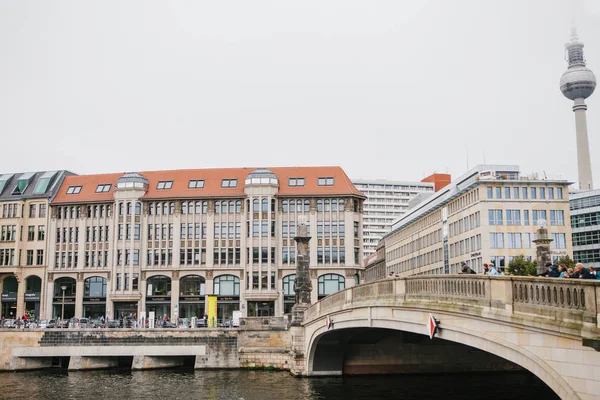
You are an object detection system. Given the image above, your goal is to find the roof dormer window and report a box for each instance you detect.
[66,186,82,194]
[157,181,173,190]
[95,184,112,193]
[221,179,238,188]
[318,177,334,186]
[33,171,58,194]
[12,172,35,195]
[289,178,305,187]
[188,180,205,189]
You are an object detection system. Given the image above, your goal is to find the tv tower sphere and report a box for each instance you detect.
[560,29,596,100]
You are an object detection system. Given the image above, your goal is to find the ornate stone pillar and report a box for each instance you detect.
[291,216,312,325]
[534,226,553,275]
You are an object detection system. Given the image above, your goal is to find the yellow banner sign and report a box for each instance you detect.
[207,295,218,327]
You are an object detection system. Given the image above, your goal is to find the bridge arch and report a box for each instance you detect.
[306,309,569,399]
[300,277,600,400]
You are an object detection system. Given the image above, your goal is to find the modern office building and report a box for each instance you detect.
[352,177,444,259]
[369,165,572,279]
[0,171,73,319]
[570,189,600,269]
[45,167,365,320]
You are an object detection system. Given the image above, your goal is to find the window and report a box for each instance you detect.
[156,181,173,190]
[318,274,345,298]
[530,187,537,199]
[550,210,565,226]
[29,204,36,218]
[489,233,504,249]
[288,178,305,187]
[317,177,334,186]
[188,180,205,188]
[506,210,521,225]
[522,187,528,199]
[36,250,44,265]
[552,233,567,249]
[487,187,493,198]
[532,210,547,225]
[283,274,296,295]
[513,187,519,199]
[40,204,46,218]
[507,233,522,249]
[488,210,503,225]
[557,188,563,199]
[540,187,546,199]
[523,210,530,225]
[495,187,502,199]
[221,179,238,188]
[66,186,82,194]
[504,187,511,199]
[95,184,111,193]
[27,226,35,241]
[26,250,34,265]
[38,226,45,241]
[213,275,240,296]
[548,187,554,199]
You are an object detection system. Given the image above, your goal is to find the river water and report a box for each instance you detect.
[0,369,558,400]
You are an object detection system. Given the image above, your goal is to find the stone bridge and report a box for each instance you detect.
[294,276,600,400]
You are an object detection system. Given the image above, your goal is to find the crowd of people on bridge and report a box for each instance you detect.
[456,260,600,279]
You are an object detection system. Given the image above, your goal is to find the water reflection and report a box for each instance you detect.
[0,369,558,400]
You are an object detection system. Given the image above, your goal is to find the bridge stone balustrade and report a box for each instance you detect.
[297,276,600,400]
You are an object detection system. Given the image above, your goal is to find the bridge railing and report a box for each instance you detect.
[303,275,600,329]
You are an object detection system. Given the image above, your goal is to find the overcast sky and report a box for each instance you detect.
[1,1,599,187]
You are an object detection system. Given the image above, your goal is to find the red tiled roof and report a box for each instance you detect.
[52,167,365,204]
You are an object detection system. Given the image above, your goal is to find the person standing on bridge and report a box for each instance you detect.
[488,264,502,275]
[459,261,476,274]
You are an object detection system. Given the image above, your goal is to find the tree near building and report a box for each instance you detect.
[554,255,575,269]
[507,255,538,276]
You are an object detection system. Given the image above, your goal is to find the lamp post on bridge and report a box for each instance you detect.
[533,219,553,276]
[291,215,312,326]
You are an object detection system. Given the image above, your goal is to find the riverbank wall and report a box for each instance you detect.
[0,322,294,372]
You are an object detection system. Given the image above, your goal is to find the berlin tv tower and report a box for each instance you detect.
[560,27,596,190]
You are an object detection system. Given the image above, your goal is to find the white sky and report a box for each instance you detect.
[1,0,599,187]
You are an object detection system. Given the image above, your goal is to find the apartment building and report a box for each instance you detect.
[570,189,600,269]
[46,167,365,320]
[352,179,438,259]
[374,165,572,278]
[0,171,72,319]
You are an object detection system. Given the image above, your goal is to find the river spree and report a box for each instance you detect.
[0,369,558,400]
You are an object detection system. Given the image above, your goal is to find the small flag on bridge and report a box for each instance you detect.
[326,315,334,330]
[428,314,438,339]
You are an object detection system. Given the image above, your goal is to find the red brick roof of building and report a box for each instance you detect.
[52,166,365,204]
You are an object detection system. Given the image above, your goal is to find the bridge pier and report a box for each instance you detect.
[68,356,119,371]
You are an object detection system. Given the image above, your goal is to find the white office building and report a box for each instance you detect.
[352,179,435,259]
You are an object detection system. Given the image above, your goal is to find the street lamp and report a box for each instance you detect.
[60,285,67,324]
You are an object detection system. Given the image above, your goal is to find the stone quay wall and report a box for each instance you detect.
[0,324,293,372]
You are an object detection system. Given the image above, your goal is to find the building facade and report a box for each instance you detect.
[0,171,73,320]
[570,189,600,269]
[46,167,365,321]
[352,179,436,260]
[371,166,572,279]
